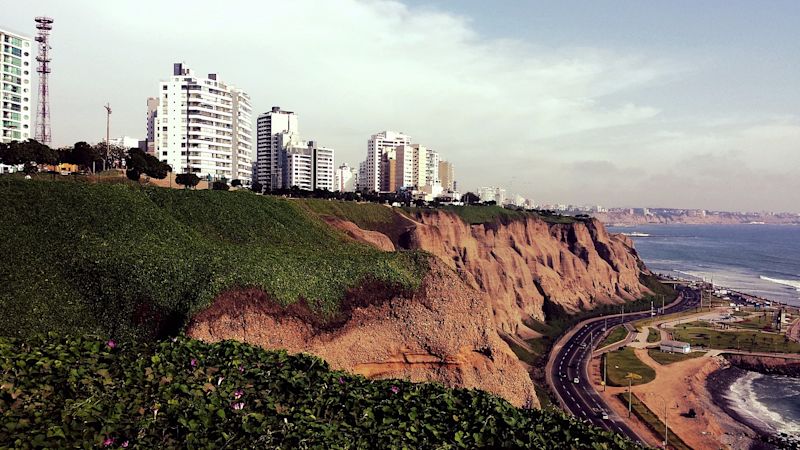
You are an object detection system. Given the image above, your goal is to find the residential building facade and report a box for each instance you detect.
[254,106,298,190]
[143,97,158,154]
[334,163,358,192]
[1,28,32,145]
[477,186,507,204]
[438,160,454,190]
[359,130,412,192]
[154,63,253,185]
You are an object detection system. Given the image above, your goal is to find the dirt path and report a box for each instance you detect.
[591,349,759,450]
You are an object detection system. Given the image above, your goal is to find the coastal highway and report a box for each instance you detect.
[546,287,700,444]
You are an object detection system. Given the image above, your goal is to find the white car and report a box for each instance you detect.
[573,377,580,384]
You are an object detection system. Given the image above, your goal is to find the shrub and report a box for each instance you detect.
[212,181,229,191]
[175,173,200,188]
[0,334,641,449]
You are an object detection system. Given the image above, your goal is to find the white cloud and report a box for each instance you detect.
[9,0,797,211]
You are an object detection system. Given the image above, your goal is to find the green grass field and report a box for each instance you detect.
[671,325,800,353]
[603,348,656,387]
[647,349,704,365]
[600,326,629,348]
[403,205,580,225]
[0,180,428,341]
[646,328,661,343]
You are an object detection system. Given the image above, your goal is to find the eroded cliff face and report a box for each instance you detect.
[187,259,538,408]
[396,211,650,336]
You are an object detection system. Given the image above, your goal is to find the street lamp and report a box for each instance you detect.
[624,372,642,418]
[649,392,671,449]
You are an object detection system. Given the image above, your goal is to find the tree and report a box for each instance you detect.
[64,141,103,172]
[175,173,200,188]
[230,179,242,188]
[125,148,171,181]
[212,181,229,191]
[461,192,480,205]
[0,139,58,168]
[95,143,128,170]
[251,181,263,193]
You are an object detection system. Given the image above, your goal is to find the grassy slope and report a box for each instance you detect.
[671,325,800,353]
[0,181,427,341]
[403,205,580,225]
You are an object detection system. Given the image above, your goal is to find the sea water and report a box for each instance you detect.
[608,224,800,307]
[608,223,800,439]
[727,371,800,437]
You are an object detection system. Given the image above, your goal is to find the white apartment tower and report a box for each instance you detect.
[154,63,253,184]
[335,163,358,192]
[255,106,298,190]
[425,149,440,187]
[1,28,33,144]
[278,135,335,191]
[360,130,412,192]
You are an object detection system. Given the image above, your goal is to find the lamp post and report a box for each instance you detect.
[103,103,111,171]
[624,372,642,418]
[649,392,670,449]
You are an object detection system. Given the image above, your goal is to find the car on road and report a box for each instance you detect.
[598,410,609,420]
[573,377,579,384]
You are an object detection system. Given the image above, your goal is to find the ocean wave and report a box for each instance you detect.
[727,372,800,436]
[760,275,800,291]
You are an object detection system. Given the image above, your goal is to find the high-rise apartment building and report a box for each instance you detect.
[143,97,158,154]
[277,134,335,191]
[254,106,298,190]
[1,28,33,145]
[360,130,412,192]
[439,160,454,190]
[334,163,358,192]
[425,149,439,187]
[154,63,253,184]
[477,186,507,204]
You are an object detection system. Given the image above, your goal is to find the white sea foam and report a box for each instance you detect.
[760,275,800,292]
[727,372,800,436]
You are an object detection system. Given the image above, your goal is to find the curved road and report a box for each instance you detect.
[546,287,700,444]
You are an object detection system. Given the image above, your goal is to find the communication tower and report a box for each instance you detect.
[34,17,54,145]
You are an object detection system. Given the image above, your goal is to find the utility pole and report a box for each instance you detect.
[628,377,632,418]
[603,356,607,391]
[103,103,112,171]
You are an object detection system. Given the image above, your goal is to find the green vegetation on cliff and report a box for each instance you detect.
[0,334,640,449]
[0,180,427,341]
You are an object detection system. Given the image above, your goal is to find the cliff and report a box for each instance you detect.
[396,210,649,336]
[187,258,537,408]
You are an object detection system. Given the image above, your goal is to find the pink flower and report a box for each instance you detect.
[338,377,345,385]
[190,358,197,367]
[232,401,245,410]
[106,340,116,349]
[390,385,400,395]
[103,437,115,447]
[238,365,245,373]
[121,441,129,448]
[234,388,244,399]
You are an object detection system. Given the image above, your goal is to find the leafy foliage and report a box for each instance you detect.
[175,173,200,188]
[0,180,427,341]
[212,181,229,191]
[125,148,171,181]
[0,139,58,167]
[0,335,642,449]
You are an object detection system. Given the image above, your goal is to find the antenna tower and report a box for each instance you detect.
[34,16,54,145]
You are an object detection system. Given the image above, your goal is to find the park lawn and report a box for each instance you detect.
[671,326,800,354]
[615,393,692,450]
[603,348,656,387]
[600,326,629,348]
[729,313,777,331]
[647,349,704,366]
[646,328,660,343]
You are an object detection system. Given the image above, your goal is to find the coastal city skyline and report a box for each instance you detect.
[5,0,800,212]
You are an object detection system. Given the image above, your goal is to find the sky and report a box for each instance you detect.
[6,0,800,212]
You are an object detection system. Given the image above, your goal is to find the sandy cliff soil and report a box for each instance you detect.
[187,259,538,408]
[397,211,649,336]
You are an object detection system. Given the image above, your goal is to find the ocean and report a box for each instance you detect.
[609,223,800,440]
[608,224,800,307]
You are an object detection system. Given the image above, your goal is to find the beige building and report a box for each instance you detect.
[439,160,454,190]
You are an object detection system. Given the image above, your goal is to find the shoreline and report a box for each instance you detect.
[706,364,800,450]
[706,366,774,444]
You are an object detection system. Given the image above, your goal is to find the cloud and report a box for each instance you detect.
[9,0,797,211]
